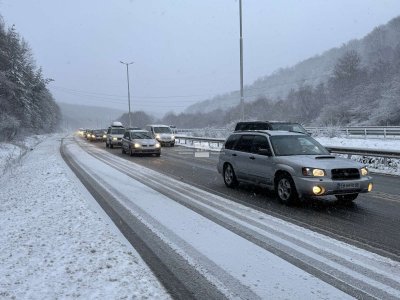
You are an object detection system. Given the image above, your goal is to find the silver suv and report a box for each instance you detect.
[217,131,373,204]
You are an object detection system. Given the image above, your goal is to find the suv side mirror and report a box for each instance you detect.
[258,148,272,156]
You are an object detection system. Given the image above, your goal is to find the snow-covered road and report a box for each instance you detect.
[1,134,400,299]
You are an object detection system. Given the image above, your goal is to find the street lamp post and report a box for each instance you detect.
[239,0,244,121]
[120,61,134,127]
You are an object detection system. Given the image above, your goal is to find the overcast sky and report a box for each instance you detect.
[1,0,400,116]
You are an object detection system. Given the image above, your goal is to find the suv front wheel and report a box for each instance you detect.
[223,164,238,188]
[275,173,298,205]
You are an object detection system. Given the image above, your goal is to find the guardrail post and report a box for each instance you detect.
[383,157,388,167]
[347,154,352,159]
[364,129,367,139]
[346,128,349,137]
[384,128,387,139]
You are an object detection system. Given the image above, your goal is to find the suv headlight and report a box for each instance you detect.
[112,137,117,141]
[360,167,368,176]
[302,167,326,177]
[134,143,141,148]
[155,143,161,148]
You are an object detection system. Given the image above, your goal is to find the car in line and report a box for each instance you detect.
[217,130,373,205]
[121,130,161,156]
[145,124,175,146]
[82,129,91,139]
[105,122,125,148]
[87,129,106,142]
[234,121,309,135]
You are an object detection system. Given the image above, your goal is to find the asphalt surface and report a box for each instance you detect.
[90,140,400,261]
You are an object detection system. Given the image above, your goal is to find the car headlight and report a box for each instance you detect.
[302,167,326,177]
[134,143,141,148]
[171,134,175,140]
[103,135,106,138]
[360,167,368,176]
[155,143,161,148]
[112,137,117,141]
[91,135,95,138]
[155,134,161,139]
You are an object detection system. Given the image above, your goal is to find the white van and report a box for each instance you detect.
[145,124,175,147]
[106,121,125,148]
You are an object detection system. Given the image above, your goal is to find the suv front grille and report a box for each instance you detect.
[331,168,360,180]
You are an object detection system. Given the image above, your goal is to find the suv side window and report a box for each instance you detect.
[251,135,270,154]
[234,135,254,153]
[224,134,240,150]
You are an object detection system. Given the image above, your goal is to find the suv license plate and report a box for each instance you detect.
[338,182,360,189]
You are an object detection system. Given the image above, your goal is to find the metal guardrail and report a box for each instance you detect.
[176,126,400,139]
[175,135,400,165]
[306,126,400,138]
[175,135,225,148]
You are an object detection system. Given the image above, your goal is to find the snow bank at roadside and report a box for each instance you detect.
[0,134,169,299]
[0,135,47,174]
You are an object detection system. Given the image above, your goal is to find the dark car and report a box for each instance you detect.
[83,129,91,138]
[88,129,105,142]
[234,121,309,135]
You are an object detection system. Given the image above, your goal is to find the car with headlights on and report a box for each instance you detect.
[88,129,105,142]
[217,130,373,205]
[145,124,175,146]
[105,122,125,148]
[121,130,161,156]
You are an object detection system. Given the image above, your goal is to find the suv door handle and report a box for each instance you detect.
[249,156,255,160]
[232,153,237,157]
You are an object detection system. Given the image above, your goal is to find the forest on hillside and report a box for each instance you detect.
[120,43,400,129]
[160,17,400,128]
[0,16,60,141]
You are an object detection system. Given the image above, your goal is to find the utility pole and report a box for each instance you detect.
[120,61,134,127]
[239,0,244,121]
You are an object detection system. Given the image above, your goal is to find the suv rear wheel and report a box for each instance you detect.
[275,173,298,205]
[223,164,238,188]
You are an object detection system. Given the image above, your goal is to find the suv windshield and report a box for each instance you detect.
[111,128,125,134]
[131,132,153,139]
[270,135,329,156]
[153,127,172,134]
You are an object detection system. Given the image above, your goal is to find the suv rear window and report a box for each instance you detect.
[224,134,240,150]
[233,135,255,153]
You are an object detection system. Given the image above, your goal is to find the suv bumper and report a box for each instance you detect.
[293,176,373,197]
